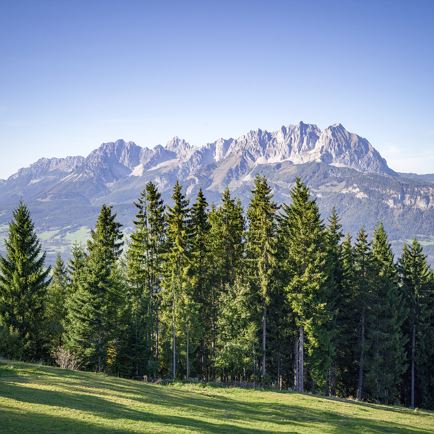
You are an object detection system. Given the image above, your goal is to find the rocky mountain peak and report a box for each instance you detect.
[165,137,193,159]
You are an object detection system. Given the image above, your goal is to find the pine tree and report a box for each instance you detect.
[0,202,51,360]
[353,228,375,400]
[366,223,406,404]
[280,179,330,392]
[67,243,87,294]
[335,234,358,397]
[245,175,278,382]
[125,187,151,376]
[399,240,434,408]
[144,181,166,376]
[215,276,257,382]
[208,188,245,378]
[190,188,211,377]
[65,205,123,372]
[46,254,68,353]
[323,209,343,395]
[160,181,195,379]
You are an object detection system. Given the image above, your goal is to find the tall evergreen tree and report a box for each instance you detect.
[366,223,406,404]
[353,228,375,400]
[280,179,330,392]
[46,255,68,353]
[144,181,166,375]
[160,181,195,379]
[245,175,278,381]
[125,187,151,376]
[65,205,123,372]
[0,202,51,360]
[215,276,257,381]
[67,243,87,294]
[323,209,343,395]
[399,240,434,408]
[208,188,245,378]
[190,188,212,377]
[335,234,358,397]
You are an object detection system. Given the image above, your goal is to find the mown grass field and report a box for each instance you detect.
[0,361,433,433]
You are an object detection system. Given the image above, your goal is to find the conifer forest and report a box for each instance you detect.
[1,176,433,410]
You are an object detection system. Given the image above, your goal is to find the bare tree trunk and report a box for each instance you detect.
[411,322,416,408]
[294,336,299,390]
[186,329,190,379]
[155,300,159,374]
[262,306,267,380]
[172,291,176,380]
[357,310,365,401]
[299,326,304,393]
[172,325,176,380]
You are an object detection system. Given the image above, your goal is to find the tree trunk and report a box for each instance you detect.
[294,326,304,392]
[172,289,176,380]
[294,336,299,390]
[155,300,159,375]
[262,305,267,380]
[172,325,176,380]
[357,310,365,400]
[299,326,304,393]
[411,322,416,408]
[186,329,190,379]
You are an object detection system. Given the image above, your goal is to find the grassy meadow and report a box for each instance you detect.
[0,361,433,433]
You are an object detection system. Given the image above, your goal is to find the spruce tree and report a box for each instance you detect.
[67,243,87,294]
[208,188,245,378]
[0,202,51,360]
[160,181,195,379]
[366,223,406,404]
[65,205,123,371]
[125,187,151,376]
[46,254,68,353]
[353,228,375,400]
[190,188,211,377]
[245,175,278,382]
[280,179,330,392]
[399,240,434,408]
[144,181,166,375]
[215,276,257,382]
[323,209,343,395]
[335,234,358,397]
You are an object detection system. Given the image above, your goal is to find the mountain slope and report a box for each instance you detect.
[0,122,433,264]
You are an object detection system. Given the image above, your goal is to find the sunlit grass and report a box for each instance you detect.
[0,361,433,433]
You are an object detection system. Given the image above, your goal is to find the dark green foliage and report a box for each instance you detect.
[215,276,257,380]
[352,228,376,401]
[189,189,212,377]
[245,175,278,382]
[399,240,434,408]
[280,178,331,392]
[45,255,69,352]
[334,234,358,397]
[0,202,51,360]
[365,224,406,404]
[65,205,123,372]
[208,188,245,377]
[160,181,196,379]
[2,179,434,410]
[124,187,152,376]
[323,209,343,395]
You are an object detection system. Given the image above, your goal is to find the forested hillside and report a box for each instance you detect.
[1,177,433,409]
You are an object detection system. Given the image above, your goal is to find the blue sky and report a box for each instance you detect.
[0,0,433,178]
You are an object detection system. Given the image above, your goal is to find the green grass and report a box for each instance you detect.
[0,361,433,433]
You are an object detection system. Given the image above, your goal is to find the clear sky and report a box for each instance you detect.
[0,0,433,178]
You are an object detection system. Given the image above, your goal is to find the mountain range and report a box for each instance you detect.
[1,121,433,264]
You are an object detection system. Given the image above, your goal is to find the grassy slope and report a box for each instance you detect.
[0,361,433,434]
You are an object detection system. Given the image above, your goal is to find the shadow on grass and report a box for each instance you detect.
[0,363,432,434]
